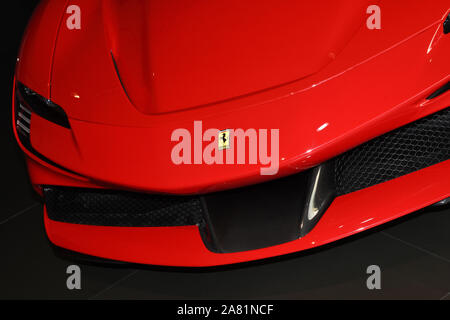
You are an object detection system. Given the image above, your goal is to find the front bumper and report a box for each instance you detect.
[40,159,450,266]
[38,105,450,259]
[14,82,450,266]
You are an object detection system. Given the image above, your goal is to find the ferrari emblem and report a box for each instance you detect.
[218,129,230,150]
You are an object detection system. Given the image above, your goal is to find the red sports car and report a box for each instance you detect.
[13,0,449,266]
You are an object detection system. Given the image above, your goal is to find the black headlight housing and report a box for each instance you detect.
[15,82,70,130]
[14,81,78,174]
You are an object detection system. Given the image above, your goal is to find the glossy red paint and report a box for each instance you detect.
[101,0,368,114]
[13,0,450,266]
[15,0,69,98]
[16,0,450,194]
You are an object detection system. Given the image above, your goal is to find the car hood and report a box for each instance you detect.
[48,0,448,125]
[101,0,367,114]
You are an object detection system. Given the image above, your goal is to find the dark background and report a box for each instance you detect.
[0,1,449,300]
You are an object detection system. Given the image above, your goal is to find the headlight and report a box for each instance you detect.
[14,81,76,173]
[15,82,70,129]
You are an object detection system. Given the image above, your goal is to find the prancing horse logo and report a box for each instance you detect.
[221,132,227,144]
[218,129,230,150]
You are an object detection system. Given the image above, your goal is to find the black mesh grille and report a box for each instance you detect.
[335,107,450,195]
[44,187,205,227]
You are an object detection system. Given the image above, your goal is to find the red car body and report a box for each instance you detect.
[13,0,450,266]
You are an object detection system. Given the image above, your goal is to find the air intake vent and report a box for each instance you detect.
[427,82,449,100]
[44,187,205,227]
[335,107,450,195]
